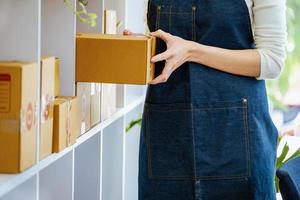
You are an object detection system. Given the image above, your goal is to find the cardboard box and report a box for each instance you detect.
[54,58,60,97]
[101,83,117,121]
[76,33,156,85]
[76,83,91,135]
[53,96,80,153]
[90,83,101,127]
[40,57,55,160]
[0,61,37,173]
[104,10,117,34]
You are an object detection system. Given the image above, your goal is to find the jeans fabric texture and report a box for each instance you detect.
[138,0,279,199]
[276,156,300,200]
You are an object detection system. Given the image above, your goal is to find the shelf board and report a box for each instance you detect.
[75,95,145,147]
[0,95,145,198]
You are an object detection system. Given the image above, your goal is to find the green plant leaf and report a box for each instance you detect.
[276,142,290,169]
[284,148,300,163]
[64,0,98,27]
[125,117,142,133]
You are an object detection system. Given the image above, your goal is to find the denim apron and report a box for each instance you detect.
[138,0,279,199]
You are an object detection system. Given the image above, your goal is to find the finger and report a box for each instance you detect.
[149,74,168,85]
[149,62,174,84]
[123,29,146,37]
[151,51,172,63]
[150,29,171,42]
[123,29,132,35]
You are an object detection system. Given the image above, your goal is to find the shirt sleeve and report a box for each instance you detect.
[252,0,288,80]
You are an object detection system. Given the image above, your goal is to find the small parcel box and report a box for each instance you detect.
[76,33,156,85]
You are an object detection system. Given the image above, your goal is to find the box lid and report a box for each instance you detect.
[76,33,153,41]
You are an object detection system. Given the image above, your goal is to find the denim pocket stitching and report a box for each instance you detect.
[193,106,245,111]
[168,6,172,32]
[243,99,251,177]
[145,106,154,179]
[192,6,196,41]
[146,104,195,180]
[239,0,254,43]
[191,105,197,178]
[160,12,192,15]
[193,99,251,180]
[145,100,251,180]
[155,5,161,30]
[154,5,194,41]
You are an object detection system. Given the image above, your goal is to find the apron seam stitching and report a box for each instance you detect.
[169,6,172,32]
[156,5,161,30]
[191,104,197,179]
[145,108,154,179]
[192,6,196,41]
[244,99,252,177]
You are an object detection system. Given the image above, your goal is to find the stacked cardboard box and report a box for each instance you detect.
[40,57,56,160]
[101,84,117,121]
[52,60,81,153]
[53,97,80,153]
[54,58,60,97]
[90,83,101,127]
[76,82,91,135]
[0,61,37,173]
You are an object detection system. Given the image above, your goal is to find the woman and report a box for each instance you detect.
[126,0,287,199]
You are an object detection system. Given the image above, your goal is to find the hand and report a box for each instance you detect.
[149,29,195,85]
[123,29,133,35]
[123,29,145,36]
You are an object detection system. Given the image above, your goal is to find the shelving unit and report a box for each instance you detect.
[0,0,147,199]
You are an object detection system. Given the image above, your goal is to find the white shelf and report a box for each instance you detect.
[0,95,144,198]
[75,95,145,147]
[0,176,37,200]
[0,0,147,199]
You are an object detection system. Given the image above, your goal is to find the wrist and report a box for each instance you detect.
[187,41,204,62]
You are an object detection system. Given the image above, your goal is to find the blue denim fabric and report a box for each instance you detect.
[139,0,279,199]
[276,156,300,200]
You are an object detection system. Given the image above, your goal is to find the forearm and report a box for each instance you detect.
[188,42,261,78]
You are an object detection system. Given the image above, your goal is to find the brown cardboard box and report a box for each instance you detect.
[0,61,37,173]
[104,10,117,34]
[76,83,91,135]
[76,33,156,85]
[53,97,80,153]
[90,83,101,127]
[101,84,117,121]
[54,58,60,97]
[40,57,55,160]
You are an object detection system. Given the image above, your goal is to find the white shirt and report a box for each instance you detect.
[245,0,288,80]
[144,0,287,80]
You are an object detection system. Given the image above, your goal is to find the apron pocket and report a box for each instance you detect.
[193,98,251,180]
[145,102,195,180]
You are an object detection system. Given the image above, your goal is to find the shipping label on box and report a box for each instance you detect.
[40,57,55,160]
[76,33,156,85]
[0,74,11,113]
[0,61,37,173]
[76,83,91,135]
[101,83,117,121]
